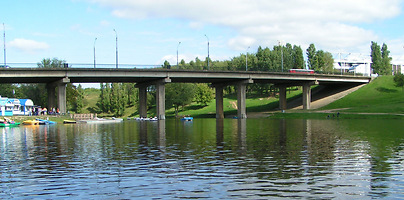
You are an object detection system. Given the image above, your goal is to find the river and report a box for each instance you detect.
[1,118,403,199]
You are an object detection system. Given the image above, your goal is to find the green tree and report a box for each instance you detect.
[97,83,111,113]
[381,43,392,75]
[74,84,84,113]
[393,72,404,91]
[293,45,305,69]
[162,60,171,69]
[371,41,382,74]
[316,50,334,73]
[256,46,272,71]
[37,58,66,68]
[194,83,214,106]
[165,83,195,117]
[110,83,126,116]
[306,44,318,70]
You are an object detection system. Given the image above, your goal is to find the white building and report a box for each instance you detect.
[333,53,372,76]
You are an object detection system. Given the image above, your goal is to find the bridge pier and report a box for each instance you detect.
[302,83,311,110]
[47,83,56,111]
[136,78,171,120]
[215,85,224,119]
[47,77,69,114]
[237,82,247,119]
[156,82,166,120]
[213,79,252,119]
[138,85,147,118]
[278,86,287,110]
[57,78,70,114]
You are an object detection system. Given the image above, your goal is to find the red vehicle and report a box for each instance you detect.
[289,69,314,74]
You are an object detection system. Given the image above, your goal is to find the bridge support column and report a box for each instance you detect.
[138,85,147,118]
[215,85,224,119]
[57,77,70,114]
[278,86,287,110]
[47,83,57,111]
[137,78,170,120]
[156,83,166,120]
[302,83,312,110]
[48,78,69,114]
[237,82,247,119]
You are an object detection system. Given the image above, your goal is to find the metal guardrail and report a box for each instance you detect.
[4,63,162,69]
[3,63,371,77]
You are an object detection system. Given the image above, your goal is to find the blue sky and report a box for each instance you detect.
[3,0,404,67]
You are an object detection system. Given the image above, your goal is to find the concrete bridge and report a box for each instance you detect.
[0,68,371,119]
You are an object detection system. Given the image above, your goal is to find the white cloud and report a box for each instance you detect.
[8,38,50,52]
[89,0,402,55]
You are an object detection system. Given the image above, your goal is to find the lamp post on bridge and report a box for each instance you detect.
[205,34,209,70]
[113,29,118,69]
[3,23,6,67]
[278,40,283,72]
[93,37,97,69]
[177,41,181,68]
[246,46,250,71]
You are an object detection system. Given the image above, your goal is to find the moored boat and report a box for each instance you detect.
[78,117,123,124]
[23,120,40,125]
[0,122,21,127]
[36,118,57,125]
[181,116,193,121]
[63,120,77,124]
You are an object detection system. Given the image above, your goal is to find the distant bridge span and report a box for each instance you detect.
[0,68,371,119]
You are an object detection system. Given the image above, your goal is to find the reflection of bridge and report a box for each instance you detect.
[0,68,370,119]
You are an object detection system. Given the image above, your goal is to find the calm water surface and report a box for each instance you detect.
[0,118,403,199]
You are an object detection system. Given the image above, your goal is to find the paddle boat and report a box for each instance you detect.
[0,118,21,127]
[36,118,57,125]
[23,120,40,125]
[63,119,77,124]
[78,117,123,124]
[181,116,193,121]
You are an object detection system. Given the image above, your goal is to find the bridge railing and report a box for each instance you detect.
[4,63,162,69]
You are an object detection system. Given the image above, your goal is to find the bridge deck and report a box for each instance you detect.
[0,68,370,85]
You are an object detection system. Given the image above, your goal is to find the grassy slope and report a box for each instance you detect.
[320,76,404,113]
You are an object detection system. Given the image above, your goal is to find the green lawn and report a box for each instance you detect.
[320,76,404,114]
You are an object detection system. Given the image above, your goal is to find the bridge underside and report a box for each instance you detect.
[0,68,370,119]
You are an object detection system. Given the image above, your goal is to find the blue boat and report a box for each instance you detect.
[36,118,57,125]
[181,116,193,121]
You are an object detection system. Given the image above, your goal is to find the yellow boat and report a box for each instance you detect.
[63,120,77,124]
[23,120,40,125]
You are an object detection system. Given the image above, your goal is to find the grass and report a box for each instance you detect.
[320,76,404,114]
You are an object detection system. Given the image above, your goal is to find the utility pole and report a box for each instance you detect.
[177,42,181,67]
[113,29,118,69]
[278,40,283,72]
[205,34,209,70]
[246,46,250,71]
[93,38,97,68]
[3,23,6,66]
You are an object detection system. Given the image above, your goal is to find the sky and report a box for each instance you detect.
[2,0,404,68]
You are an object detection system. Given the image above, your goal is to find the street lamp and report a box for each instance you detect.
[278,40,283,72]
[3,23,6,66]
[205,34,209,70]
[246,46,250,71]
[113,29,118,69]
[93,37,97,68]
[177,41,181,67]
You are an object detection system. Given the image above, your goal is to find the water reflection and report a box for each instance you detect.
[0,119,403,199]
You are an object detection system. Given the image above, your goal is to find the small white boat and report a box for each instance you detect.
[79,117,123,124]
